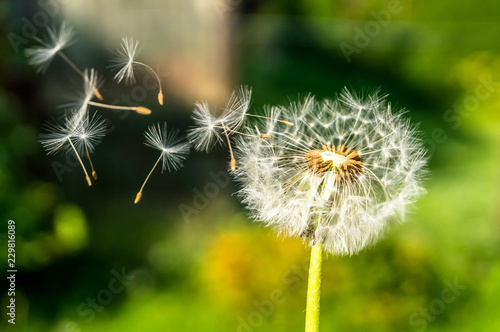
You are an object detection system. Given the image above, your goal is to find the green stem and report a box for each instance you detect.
[305,239,323,332]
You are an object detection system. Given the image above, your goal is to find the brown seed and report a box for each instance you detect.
[134,192,142,204]
[135,106,152,115]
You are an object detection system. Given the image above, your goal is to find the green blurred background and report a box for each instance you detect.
[1,0,500,331]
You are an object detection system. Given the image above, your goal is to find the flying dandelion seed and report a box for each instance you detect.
[69,69,152,116]
[25,22,103,100]
[134,123,190,204]
[67,68,103,121]
[72,113,108,180]
[25,21,75,73]
[109,37,165,105]
[233,88,428,331]
[188,86,252,170]
[39,112,107,186]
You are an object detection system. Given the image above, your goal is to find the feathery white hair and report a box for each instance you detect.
[109,37,141,85]
[233,88,428,256]
[25,22,75,73]
[188,86,252,152]
[144,123,191,172]
[39,112,107,155]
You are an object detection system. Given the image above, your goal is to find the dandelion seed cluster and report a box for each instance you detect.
[31,21,179,197]
[233,89,427,256]
[28,22,426,216]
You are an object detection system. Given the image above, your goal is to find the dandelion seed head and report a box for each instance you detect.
[25,22,75,73]
[234,88,428,256]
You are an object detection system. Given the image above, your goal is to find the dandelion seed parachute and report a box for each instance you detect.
[65,68,152,116]
[144,123,191,172]
[233,88,427,256]
[25,22,76,73]
[64,68,103,119]
[39,112,106,186]
[134,123,190,203]
[109,37,141,85]
[71,113,108,155]
[188,86,252,152]
[109,37,165,105]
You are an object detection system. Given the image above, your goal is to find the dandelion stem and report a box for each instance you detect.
[56,51,104,100]
[67,137,92,186]
[87,101,151,115]
[135,152,163,204]
[305,239,322,332]
[221,121,236,171]
[84,141,97,180]
[134,61,163,105]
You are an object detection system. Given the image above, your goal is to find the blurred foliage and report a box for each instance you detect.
[1,0,500,332]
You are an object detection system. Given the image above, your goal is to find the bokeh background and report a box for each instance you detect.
[2,0,500,331]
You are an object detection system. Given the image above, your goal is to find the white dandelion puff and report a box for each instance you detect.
[233,88,428,256]
[25,22,75,73]
[109,37,164,105]
[134,123,190,203]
